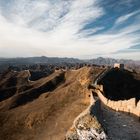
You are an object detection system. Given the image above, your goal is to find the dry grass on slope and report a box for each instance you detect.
[0,66,104,140]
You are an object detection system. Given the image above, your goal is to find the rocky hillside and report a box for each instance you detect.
[0,66,104,140]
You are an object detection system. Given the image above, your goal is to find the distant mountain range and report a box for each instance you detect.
[87,57,140,66]
[0,56,139,66]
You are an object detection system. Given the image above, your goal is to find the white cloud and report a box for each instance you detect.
[0,0,140,59]
[79,27,105,37]
[115,10,140,25]
[101,51,140,60]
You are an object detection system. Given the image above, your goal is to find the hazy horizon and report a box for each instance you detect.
[0,0,140,60]
[0,55,140,61]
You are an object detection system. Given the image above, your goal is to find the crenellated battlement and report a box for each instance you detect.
[94,85,140,118]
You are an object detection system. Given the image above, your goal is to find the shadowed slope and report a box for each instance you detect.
[98,68,140,101]
[9,71,65,109]
[0,70,65,110]
[0,70,30,101]
[0,66,104,140]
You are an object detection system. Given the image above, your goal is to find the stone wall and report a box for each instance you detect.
[65,93,107,140]
[96,86,140,118]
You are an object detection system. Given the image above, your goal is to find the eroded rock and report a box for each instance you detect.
[66,114,107,140]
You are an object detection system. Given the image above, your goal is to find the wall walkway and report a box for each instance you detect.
[94,86,140,118]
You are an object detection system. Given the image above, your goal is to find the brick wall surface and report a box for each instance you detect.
[96,85,140,118]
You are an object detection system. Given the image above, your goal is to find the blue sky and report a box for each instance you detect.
[0,0,140,60]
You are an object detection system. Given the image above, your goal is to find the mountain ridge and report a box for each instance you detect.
[0,56,139,65]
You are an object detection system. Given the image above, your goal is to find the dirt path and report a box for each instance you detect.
[101,104,140,140]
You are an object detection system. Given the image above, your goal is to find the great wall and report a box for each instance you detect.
[93,85,140,118]
[66,67,140,139]
[65,68,108,140]
[92,66,140,118]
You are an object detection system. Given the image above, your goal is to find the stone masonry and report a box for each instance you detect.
[95,85,140,118]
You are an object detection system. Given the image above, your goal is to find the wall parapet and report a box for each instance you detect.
[96,86,140,118]
[65,93,107,140]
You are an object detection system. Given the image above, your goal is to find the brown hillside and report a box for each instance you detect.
[0,66,104,140]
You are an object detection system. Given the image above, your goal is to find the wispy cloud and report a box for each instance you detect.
[0,0,140,59]
[115,10,140,25]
